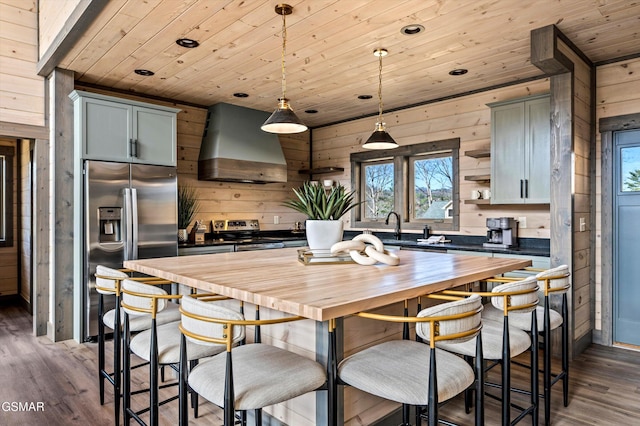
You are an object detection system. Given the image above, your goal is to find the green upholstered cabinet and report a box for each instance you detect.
[489,94,550,204]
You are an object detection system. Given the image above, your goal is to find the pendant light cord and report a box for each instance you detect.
[280,10,287,101]
[377,51,383,124]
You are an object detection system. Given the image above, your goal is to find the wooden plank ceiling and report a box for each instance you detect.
[57,0,640,127]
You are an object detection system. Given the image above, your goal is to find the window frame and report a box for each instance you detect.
[0,146,14,247]
[350,139,460,232]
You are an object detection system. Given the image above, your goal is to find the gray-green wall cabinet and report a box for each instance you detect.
[69,90,180,166]
[489,94,550,204]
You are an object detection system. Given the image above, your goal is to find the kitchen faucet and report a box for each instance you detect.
[385,211,401,240]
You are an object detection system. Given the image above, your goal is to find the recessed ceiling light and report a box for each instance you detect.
[176,38,199,48]
[401,24,425,36]
[449,68,468,76]
[134,69,154,76]
[304,109,318,114]
[358,95,373,100]
[233,93,249,98]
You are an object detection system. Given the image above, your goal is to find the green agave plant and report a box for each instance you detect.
[283,181,361,220]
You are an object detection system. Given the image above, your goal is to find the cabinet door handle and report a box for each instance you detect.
[520,179,524,198]
[525,179,529,198]
[129,139,137,158]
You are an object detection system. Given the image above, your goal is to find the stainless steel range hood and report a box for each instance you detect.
[198,103,287,183]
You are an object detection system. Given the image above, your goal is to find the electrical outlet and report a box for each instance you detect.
[579,217,586,232]
[518,216,527,228]
[274,215,280,225]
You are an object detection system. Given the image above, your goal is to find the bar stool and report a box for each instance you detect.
[338,294,484,426]
[95,265,129,426]
[95,266,180,426]
[177,293,327,426]
[121,279,227,426]
[438,276,539,426]
[482,265,570,425]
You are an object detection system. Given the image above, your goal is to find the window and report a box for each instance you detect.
[351,139,459,231]
[0,146,14,247]
[621,146,640,192]
[362,160,394,220]
[411,153,454,223]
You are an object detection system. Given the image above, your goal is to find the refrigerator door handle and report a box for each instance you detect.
[131,188,139,260]
[123,188,132,260]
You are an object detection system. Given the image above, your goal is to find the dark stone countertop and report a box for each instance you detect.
[343,231,550,257]
[180,229,549,257]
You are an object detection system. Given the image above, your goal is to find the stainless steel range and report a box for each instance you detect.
[212,219,286,251]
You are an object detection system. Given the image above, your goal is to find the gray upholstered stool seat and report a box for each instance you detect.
[188,343,326,411]
[129,320,225,363]
[121,279,224,426]
[178,294,326,426]
[484,265,571,426]
[482,304,563,331]
[103,302,181,332]
[439,276,540,425]
[339,340,474,405]
[437,318,531,359]
[337,294,484,426]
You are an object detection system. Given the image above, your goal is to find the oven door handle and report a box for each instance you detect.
[236,242,285,251]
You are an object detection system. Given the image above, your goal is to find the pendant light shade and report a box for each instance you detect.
[261,4,307,134]
[363,48,398,150]
[262,98,307,134]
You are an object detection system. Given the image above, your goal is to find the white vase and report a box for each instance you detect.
[178,229,188,242]
[305,220,344,253]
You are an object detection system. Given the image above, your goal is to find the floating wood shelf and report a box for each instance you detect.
[464,149,491,158]
[464,199,491,205]
[298,167,345,175]
[464,174,490,182]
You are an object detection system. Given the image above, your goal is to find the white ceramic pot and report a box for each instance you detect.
[178,229,188,242]
[305,220,344,253]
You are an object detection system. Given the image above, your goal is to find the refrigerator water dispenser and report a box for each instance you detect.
[98,207,122,243]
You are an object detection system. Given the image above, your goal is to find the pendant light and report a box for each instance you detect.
[261,4,307,134]
[363,48,398,149]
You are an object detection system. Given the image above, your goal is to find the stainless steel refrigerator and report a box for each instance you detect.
[82,160,178,341]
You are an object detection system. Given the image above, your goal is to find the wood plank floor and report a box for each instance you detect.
[1,304,639,425]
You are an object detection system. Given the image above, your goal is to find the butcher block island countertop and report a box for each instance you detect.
[124,247,532,321]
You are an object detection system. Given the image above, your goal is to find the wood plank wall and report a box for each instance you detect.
[70,81,555,244]
[37,0,82,58]
[0,137,18,297]
[594,57,640,335]
[557,41,593,343]
[312,79,552,238]
[0,0,44,127]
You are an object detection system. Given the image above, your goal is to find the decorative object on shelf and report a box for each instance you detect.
[363,48,398,150]
[331,234,400,266]
[178,184,199,242]
[261,4,307,134]
[282,181,361,252]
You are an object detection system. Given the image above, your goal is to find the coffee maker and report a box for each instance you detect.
[483,217,518,248]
